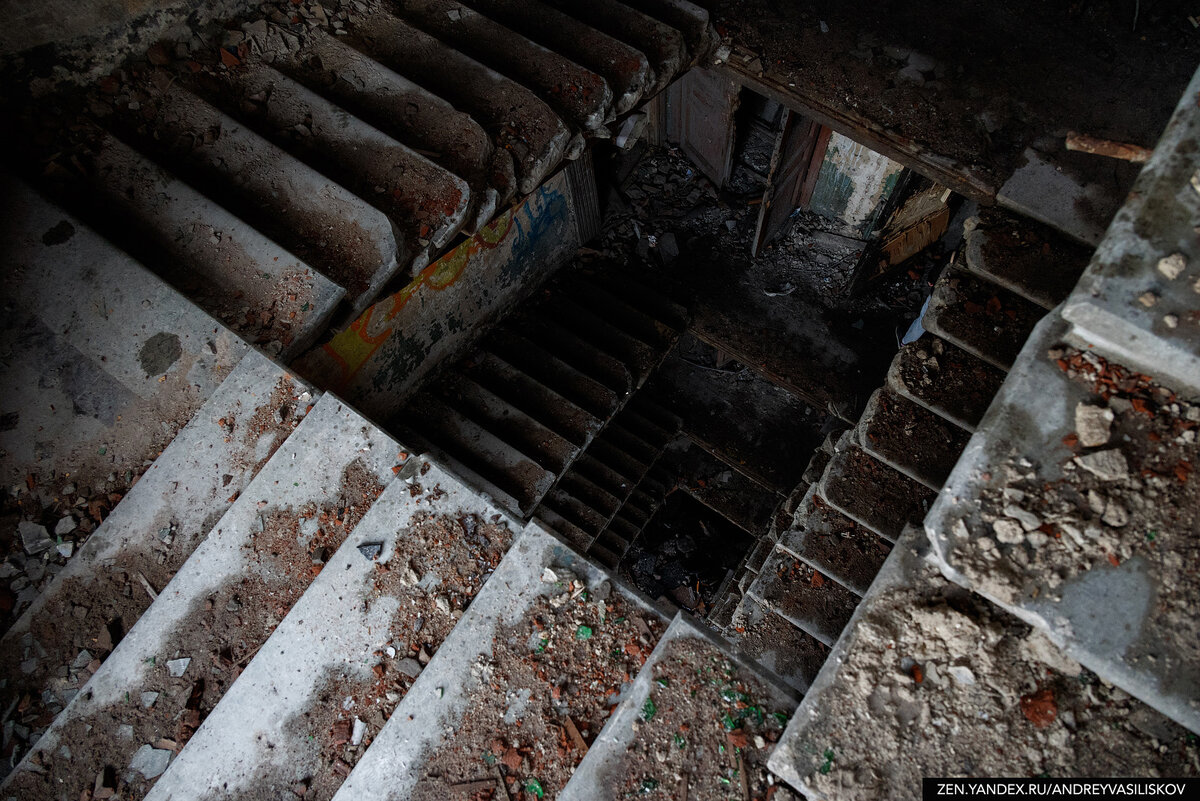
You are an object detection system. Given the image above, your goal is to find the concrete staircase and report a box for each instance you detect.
[767,64,1200,798]
[1,0,716,790]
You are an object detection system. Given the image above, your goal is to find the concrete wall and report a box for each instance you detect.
[294,159,597,421]
[809,131,905,238]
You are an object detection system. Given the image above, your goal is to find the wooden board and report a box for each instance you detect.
[751,109,826,256]
[672,67,740,187]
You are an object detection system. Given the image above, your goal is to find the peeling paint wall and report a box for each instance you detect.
[809,131,905,238]
[294,162,594,422]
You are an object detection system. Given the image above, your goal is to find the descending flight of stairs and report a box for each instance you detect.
[3,2,1198,797]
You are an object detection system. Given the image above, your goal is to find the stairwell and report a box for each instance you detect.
[0,2,1197,799]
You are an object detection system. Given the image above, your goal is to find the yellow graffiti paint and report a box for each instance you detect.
[320,204,519,388]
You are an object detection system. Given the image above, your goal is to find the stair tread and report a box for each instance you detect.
[282,29,510,228]
[0,178,250,520]
[963,213,1093,310]
[663,440,781,535]
[728,596,827,694]
[924,266,1045,370]
[113,84,400,310]
[460,351,602,448]
[332,525,669,799]
[459,0,650,116]
[545,0,686,96]
[888,334,1007,432]
[778,487,892,596]
[486,329,622,420]
[138,458,516,800]
[6,396,401,799]
[198,62,471,255]
[396,392,556,516]
[507,314,634,396]
[0,351,312,772]
[434,371,579,474]
[538,295,667,389]
[747,547,860,646]
[560,613,800,800]
[820,440,935,543]
[394,0,612,131]
[77,131,344,360]
[347,10,570,194]
[856,387,972,490]
[542,487,609,535]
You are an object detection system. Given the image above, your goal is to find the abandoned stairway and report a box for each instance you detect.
[6,0,713,363]
[717,207,1094,694]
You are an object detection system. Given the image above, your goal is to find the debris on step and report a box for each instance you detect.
[559,614,802,801]
[769,529,1197,801]
[140,458,515,801]
[328,523,668,800]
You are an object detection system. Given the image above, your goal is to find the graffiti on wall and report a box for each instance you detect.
[296,176,574,409]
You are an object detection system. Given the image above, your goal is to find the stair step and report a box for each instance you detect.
[557,471,623,520]
[727,596,827,694]
[777,487,892,596]
[485,329,622,420]
[507,314,634,396]
[394,0,612,131]
[559,278,683,354]
[459,0,650,116]
[137,457,517,800]
[560,613,800,801]
[767,529,1197,796]
[598,422,660,468]
[820,438,936,543]
[433,371,578,474]
[747,547,860,647]
[855,387,972,490]
[594,527,631,556]
[586,437,651,484]
[963,213,1093,310]
[588,542,622,569]
[395,393,555,516]
[570,453,636,499]
[280,29,511,229]
[546,0,686,96]
[887,334,1007,432]
[539,295,665,388]
[0,351,312,773]
[619,0,714,64]
[459,350,603,447]
[602,513,640,550]
[331,524,669,799]
[651,350,830,493]
[663,440,781,535]
[613,407,679,452]
[111,84,401,313]
[0,178,249,524]
[924,266,1045,370]
[347,10,570,194]
[535,504,594,551]
[75,131,343,360]
[580,269,691,333]
[542,487,609,536]
[195,62,471,257]
[745,536,774,574]
[4,396,400,799]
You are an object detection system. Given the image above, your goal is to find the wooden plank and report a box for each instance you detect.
[752,110,823,256]
[675,67,740,186]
